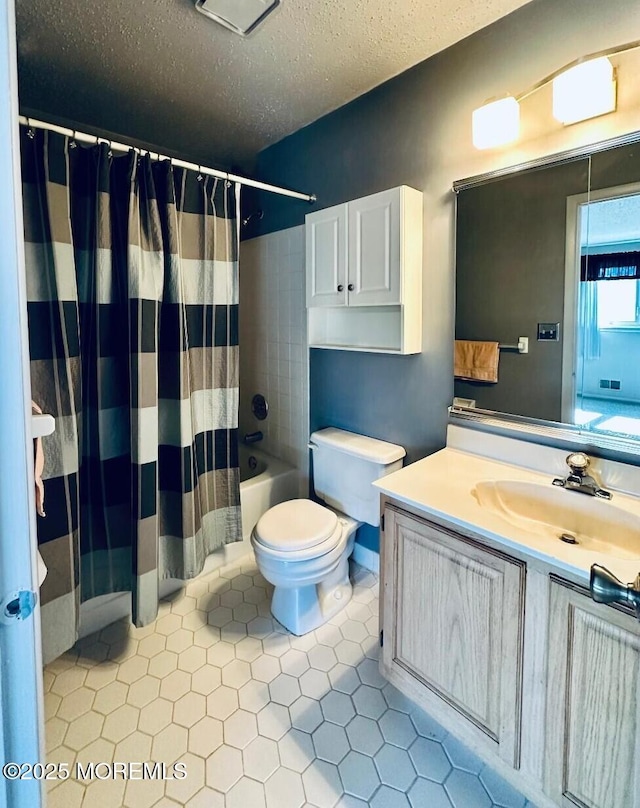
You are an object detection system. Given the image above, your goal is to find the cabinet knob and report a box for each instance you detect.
[337,284,344,292]
[348,284,354,291]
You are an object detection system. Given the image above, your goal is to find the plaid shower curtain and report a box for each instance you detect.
[21,128,242,663]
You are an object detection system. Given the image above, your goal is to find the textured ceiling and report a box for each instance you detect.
[583,196,640,244]
[16,0,533,168]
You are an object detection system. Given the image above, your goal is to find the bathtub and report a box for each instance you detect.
[79,447,299,638]
[239,446,300,541]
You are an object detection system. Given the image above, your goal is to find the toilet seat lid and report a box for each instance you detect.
[254,499,339,552]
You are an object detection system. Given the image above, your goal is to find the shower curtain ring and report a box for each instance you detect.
[26,118,35,139]
[69,130,77,149]
[107,139,113,159]
[197,165,204,182]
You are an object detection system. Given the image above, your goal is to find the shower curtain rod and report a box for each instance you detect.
[18,116,317,204]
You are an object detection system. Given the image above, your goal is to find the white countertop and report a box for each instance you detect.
[374,447,640,585]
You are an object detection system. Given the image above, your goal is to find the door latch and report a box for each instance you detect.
[1,590,37,624]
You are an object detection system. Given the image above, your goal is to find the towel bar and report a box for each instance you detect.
[499,337,529,354]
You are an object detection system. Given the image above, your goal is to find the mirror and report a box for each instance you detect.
[454,135,640,446]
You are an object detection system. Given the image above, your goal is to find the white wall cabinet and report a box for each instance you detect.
[306,203,348,308]
[306,186,422,354]
[347,188,402,307]
[544,580,640,808]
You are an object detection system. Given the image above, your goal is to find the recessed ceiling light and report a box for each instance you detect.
[195,0,280,37]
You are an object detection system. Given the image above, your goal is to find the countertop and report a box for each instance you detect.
[373,447,640,585]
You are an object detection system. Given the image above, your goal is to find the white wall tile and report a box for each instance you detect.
[239,226,308,482]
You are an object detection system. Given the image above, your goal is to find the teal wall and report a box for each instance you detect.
[243,0,640,552]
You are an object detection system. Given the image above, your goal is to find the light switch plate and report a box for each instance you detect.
[537,322,560,341]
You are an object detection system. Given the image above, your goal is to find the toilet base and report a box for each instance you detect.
[271,550,353,635]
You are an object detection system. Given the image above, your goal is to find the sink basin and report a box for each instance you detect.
[472,480,640,560]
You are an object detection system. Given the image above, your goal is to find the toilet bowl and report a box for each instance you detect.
[251,498,359,635]
[251,428,406,635]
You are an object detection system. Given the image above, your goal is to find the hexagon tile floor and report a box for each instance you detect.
[44,555,537,808]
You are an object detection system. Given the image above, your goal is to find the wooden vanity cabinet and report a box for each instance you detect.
[381,505,526,767]
[380,501,640,807]
[544,579,640,808]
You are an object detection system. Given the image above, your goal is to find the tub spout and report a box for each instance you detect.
[243,431,263,444]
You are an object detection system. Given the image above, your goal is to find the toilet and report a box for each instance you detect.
[250,428,405,635]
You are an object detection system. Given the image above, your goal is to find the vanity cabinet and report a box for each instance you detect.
[377,441,640,808]
[305,186,422,354]
[381,506,526,766]
[544,580,640,808]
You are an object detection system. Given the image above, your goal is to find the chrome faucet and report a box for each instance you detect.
[552,452,612,500]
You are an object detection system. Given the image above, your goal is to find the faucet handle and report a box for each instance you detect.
[566,452,590,476]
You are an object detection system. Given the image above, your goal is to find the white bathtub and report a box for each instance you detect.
[239,446,300,541]
[79,447,299,638]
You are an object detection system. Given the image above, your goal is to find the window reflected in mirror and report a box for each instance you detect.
[574,190,640,438]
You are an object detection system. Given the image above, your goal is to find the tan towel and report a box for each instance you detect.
[32,401,46,517]
[454,340,500,383]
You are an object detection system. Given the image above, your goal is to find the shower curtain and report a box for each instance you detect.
[21,127,242,663]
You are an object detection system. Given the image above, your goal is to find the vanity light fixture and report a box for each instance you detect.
[552,57,616,125]
[472,96,520,150]
[472,39,640,150]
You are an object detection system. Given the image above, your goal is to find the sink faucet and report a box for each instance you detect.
[552,452,612,500]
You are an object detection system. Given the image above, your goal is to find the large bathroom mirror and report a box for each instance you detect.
[454,133,640,450]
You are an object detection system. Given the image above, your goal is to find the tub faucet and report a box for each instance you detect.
[243,431,263,445]
[552,452,612,500]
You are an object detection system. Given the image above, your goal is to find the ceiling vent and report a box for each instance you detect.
[195,0,280,36]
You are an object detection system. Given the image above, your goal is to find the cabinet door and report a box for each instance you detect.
[382,508,525,766]
[348,188,401,306]
[545,581,640,808]
[306,204,347,307]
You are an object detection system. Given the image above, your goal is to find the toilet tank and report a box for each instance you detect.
[310,428,406,526]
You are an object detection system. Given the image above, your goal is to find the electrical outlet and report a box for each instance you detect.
[611,380,621,390]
